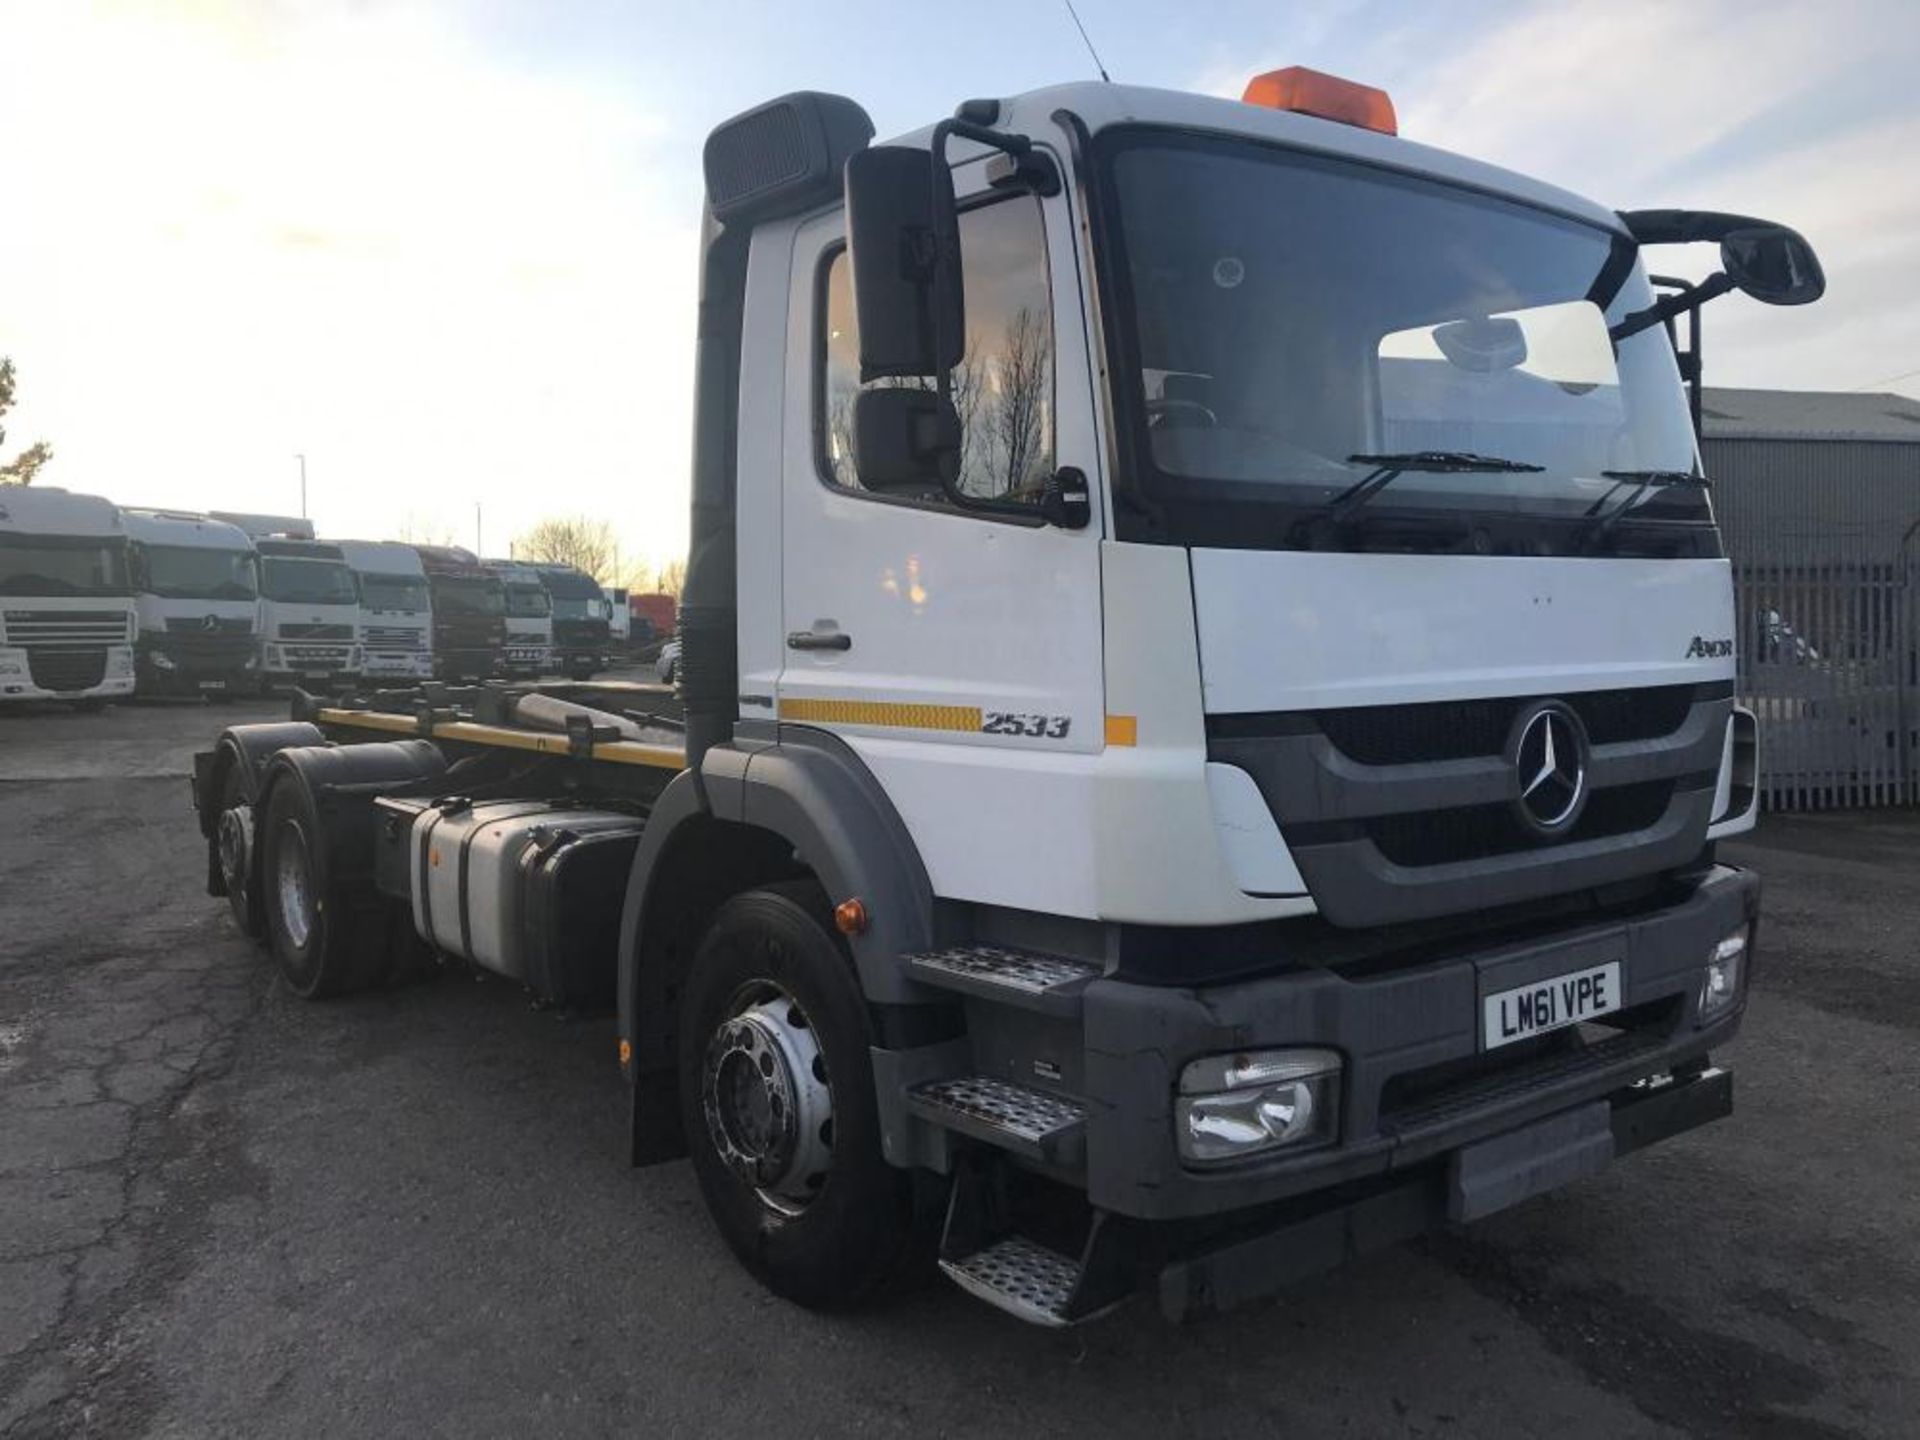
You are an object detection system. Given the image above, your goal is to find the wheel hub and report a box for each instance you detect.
[275,822,316,950]
[702,990,833,1214]
[217,806,253,895]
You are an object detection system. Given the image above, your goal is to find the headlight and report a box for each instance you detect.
[242,652,259,670]
[1175,1048,1342,1166]
[150,650,176,671]
[1698,928,1748,1023]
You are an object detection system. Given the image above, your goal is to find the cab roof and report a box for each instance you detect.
[122,508,253,549]
[912,80,1626,237]
[0,487,125,537]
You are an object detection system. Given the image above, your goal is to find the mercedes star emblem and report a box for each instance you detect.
[1510,700,1590,836]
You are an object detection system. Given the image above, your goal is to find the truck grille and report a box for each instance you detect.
[277,645,351,665]
[164,616,253,636]
[278,622,353,640]
[364,625,427,649]
[3,609,127,647]
[1209,683,1732,928]
[1297,684,1702,766]
[27,648,108,692]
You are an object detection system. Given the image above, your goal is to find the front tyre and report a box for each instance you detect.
[678,886,923,1309]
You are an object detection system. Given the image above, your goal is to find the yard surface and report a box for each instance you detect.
[2,695,1916,1438]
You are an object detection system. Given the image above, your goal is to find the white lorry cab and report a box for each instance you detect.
[123,509,261,697]
[486,559,554,679]
[253,538,362,691]
[192,71,1824,1325]
[0,487,136,705]
[338,541,433,684]
[604,585,631,652]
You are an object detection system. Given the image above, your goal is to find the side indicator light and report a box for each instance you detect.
[1105,714,1138,747]
[1243,66,1397,135]
[834,898,870,936]
[618,1038,633,1065]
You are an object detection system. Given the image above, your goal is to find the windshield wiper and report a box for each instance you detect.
[1322,451,1545,525]
[1578,468,1711,551]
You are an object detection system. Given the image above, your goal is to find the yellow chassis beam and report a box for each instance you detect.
[314,707,686,772]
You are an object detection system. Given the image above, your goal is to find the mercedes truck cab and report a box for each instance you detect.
[485,559,554,679]
[0,487,136,706]
[254,539,363,691]
[338,540,434,685]
[190,69,1825,1326]
[530,562,612,679]
[413,545,506,681]
[123,509,261,697]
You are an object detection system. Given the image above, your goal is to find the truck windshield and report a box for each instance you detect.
[1100,132,1709,556]
[359,575,430,612]
[138,544,257,601]
[0,535,131,596]
[434,576,504,616]
[505,583,551,618]
[261,558,358,605]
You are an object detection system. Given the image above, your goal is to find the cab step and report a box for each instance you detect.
[903,944,1100,1015]
[907,1075,1087,1165]
[940,1236,1083,1327]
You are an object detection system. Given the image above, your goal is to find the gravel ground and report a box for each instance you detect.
[2,694,1916,1438]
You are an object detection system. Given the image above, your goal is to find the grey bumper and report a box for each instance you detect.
[1082,865,1757,1220]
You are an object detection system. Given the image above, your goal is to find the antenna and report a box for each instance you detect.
[1062,0,1112,83]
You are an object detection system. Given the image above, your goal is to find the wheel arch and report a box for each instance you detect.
[618,729,936,1163]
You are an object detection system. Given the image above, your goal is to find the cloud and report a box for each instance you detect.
[0,0,697,568]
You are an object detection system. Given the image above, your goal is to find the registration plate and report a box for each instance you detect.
[302,671,330,681]
[1483,961,1622,1050]
[198,680,226,690]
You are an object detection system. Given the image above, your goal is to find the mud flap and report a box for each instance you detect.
[1447,1100,1614,1224]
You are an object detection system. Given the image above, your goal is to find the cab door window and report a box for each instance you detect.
[820,196,1055,507]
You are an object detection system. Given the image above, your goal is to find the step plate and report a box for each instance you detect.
[905,945,1099,1015]
[941,1237,1080,1327]
[908,1075,1087,1164]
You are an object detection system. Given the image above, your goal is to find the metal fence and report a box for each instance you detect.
[1710,436,1920,811]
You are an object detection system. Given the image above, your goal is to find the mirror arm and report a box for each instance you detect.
[1609,271,1734,345]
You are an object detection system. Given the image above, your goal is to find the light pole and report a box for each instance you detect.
[475,502,483,555]
[295,453,308,519]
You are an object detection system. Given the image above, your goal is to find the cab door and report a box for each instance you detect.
[775,158,1106,900]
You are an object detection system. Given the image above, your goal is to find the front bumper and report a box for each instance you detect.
[362,651,433,680]
[1082,864,1757,1220]
[1153,1064,1731,1320]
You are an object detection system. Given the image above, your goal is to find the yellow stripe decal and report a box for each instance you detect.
[1104,714,1138,747]
[314,708,685,771]
[778,697,984,732]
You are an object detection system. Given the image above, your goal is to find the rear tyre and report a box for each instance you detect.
[259,780,389,999]
[678,885,924,1309]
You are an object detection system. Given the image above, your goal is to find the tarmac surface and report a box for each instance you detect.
[2,692,1917,1438]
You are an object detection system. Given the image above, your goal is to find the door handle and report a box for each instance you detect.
[787,631,852,652]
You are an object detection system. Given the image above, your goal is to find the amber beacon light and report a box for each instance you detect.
[1242,66,1398,135]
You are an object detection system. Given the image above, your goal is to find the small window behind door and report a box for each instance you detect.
[819,197,1055,507]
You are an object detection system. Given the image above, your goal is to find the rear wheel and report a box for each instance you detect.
[260,780,389,999]
[678,885,924,1309]
[216,759,265,938]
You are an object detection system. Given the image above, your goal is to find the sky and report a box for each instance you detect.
[1,0,1916,576]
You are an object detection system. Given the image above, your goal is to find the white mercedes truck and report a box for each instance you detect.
[487,559,556,678]
[0,487,136,706]
[254,538,363,692]
[124,509,261,698]
[191,70,1820,1326]
[339,540,434,685]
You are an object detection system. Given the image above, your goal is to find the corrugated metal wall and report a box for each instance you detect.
[1705,437,1920,809]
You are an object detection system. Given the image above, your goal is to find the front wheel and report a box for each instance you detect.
[678,886,925,1309]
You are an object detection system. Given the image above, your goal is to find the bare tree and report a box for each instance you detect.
[655,558,687,598]
[0,357,54,486]
[395,513,456,547]
[513,515,619,580]
[980,307,1051,500]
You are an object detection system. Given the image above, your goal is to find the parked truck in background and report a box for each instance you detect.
[0,487,136,706]
[191,70,1822,1325]
[530,562,612,679]
[413,545,506,681]
[487,558,555,678]
[338,541,434,686]
[629,590,677,648]
[604,585,632,654]
[254,539,364,692]
[124,509,261,698]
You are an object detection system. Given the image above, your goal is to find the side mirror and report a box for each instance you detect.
[1433,316,1528,373]
[844,145,964,381]
[1720,225,1824,306]
[852,387,960,492]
